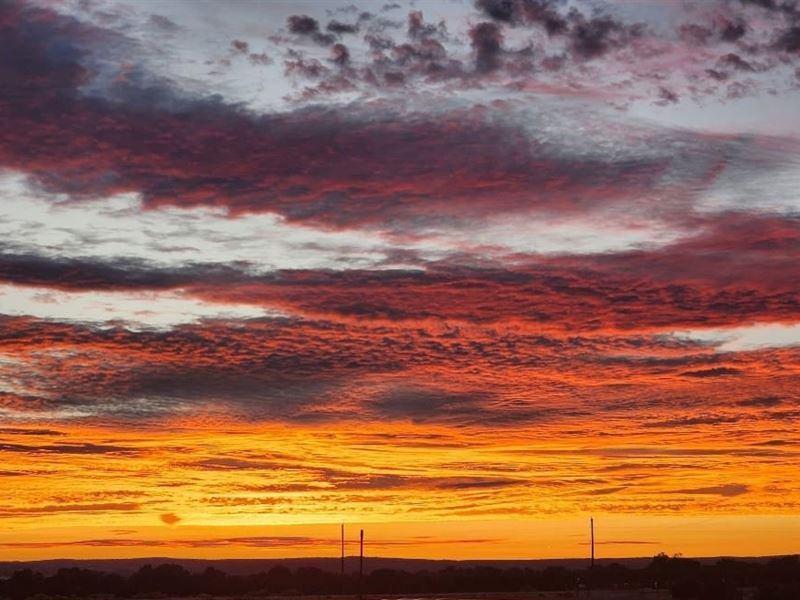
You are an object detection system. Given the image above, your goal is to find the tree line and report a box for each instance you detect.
[1,554,799,600]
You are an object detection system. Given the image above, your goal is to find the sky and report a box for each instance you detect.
[1,0,800,561]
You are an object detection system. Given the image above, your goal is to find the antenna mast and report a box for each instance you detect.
[341,524,345,594]
[359,529,364,600]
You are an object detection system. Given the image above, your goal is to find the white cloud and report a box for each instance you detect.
[0,284,277,329]
[677,323,800,352]
[0,172,417,272]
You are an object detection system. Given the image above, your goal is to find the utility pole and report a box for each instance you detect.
[341,524,345,595]
[584,517,595,599]
[359,529,364,600]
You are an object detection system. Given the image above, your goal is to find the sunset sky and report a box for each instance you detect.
[1,0,800,562]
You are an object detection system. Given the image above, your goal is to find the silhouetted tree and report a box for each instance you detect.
[0,553,797,599]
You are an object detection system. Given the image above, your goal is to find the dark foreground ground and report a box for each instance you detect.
[116,593,671,600]
[2,554,797,599]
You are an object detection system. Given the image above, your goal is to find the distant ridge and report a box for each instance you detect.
[0,555,780,577]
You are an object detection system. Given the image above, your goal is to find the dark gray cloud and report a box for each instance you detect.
[775,24,800,51]
[720,20,748,42]
[474,0,644,60]
[288,14,320,35]
[657,87,679,105]
[331,43,350,66]
[681,367,742,378]
[367,387,495,424]
[327,20,359,34]
[470,22,504,72]
[231,39,249,53]
[719,52,756,71]
[475,0,568,34]
[287,14,336,46]
[0,252,211,291]
[737,396,783,407]
[567,12,644,60]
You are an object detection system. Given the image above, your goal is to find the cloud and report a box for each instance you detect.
[407,10,446,40]
[567,13,645,61]
[160,512,181,525]
[719,52,756,72]
[470,0,800,104]
[231,39,249,53]
[667,484,750,497]
[235,471,527,493]
[287,14,336,46]
[737,396,784,407]
[1,0,799,530]
[0,427,65,436]
[331,43,350,66]
[475,0,568,33]
[188,224,800,329]
[0,502,142,517]
[7,0,800,236]
[0,535,321,549]
[0,5,658,230]
[148,14,180,33]
[644,415,741,428]
[328,20,358,35]
[776,25,800,52]
[584,486,627,496]
[0,535,501,550]
[367,386,495,424]
[470,22,504,72]
[681,367,742,378]
[288,15,320,35]
[0,253,197,292]
[2,209,799,334]
[752,439,792,446]
[657,87,679,105]
[474,0,645,60]
[1,306,794,433]
[720,20,748,43]
[0,442,136,455]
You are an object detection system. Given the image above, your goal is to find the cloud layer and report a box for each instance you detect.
[0,0,799,559]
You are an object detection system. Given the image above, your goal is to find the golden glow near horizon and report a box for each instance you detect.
[2,418,799,560]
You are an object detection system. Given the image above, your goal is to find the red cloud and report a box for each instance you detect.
[0,1,751,235]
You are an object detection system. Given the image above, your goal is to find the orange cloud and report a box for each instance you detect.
[160,513,182,526]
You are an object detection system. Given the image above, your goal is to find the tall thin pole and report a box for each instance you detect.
[359,529,364,600]
[341,524,345,594]
[590,517,595,569]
